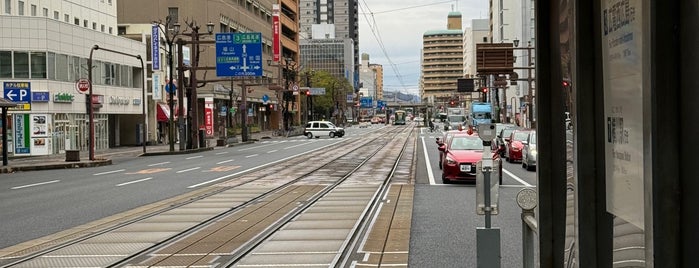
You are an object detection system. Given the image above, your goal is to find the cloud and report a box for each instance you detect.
[358,0,488,96]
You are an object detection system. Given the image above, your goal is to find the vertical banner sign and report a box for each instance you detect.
[152,72,162,100]
[152,25,160,71]
[602,0,645,229]
[272,4,281,62]
[14,114,30,155]
[204,97,214,137]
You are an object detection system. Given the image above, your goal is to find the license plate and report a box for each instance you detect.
[460,165,471,172]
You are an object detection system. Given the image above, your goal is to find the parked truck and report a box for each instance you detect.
[470,102,493,127]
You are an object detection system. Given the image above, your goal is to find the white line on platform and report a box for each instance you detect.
[116,177,153,187]
[11,180,60,190]
[93,169,125,176]
[185,155,203,160]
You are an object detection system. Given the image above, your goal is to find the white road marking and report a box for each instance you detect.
[215,151,229,155]
[93,169,125,176]
[267,150,278,153]
[420,137,437,185]
[502,168,534,187]
[238,143,276,151]
[116,177,153,187]
[283,141,314,150]
[177,167,201,173]
[148,162,170,166]
[185,155,203,160]
[245,154,259,158]
[217,159,235,164]
[11,180,60,190]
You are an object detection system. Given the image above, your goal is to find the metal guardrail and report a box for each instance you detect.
[517,188,538,268]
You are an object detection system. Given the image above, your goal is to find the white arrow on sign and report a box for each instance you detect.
[6,91,17,100]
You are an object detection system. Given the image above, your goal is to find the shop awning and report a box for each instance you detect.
[157,103,178,122]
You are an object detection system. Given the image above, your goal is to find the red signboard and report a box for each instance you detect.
[204,98,214,137]
[272,4,280,62]
[75,78,90,94]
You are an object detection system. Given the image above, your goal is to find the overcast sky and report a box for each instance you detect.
[358,0,488,96]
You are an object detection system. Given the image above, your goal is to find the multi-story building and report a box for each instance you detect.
[0,0,146,156]
[464,19,489,77]
[118,0,301,141]
[299,0,359,90]
[421,11,463,105]
[369,62,383,101]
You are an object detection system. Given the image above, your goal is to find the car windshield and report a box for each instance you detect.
[449,136,482,150]
[513,132,530,141]
[502,129,515,138]
[326,122,337,128]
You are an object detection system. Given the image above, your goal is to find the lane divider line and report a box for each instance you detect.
[502,168,534,187]
[11,180,60,190]
[93,169,125,176]
[147,162,170,167]
[116,177,153,187]
[185,155,203,160]
[177,167,201,173]
[420,137,437,185]
[216,159,235,165]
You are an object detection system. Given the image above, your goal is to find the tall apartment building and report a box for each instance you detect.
[118,0,301,136]
[299,0,359,90]
[0,0,146,156]
[421,11,463,105]
[369,63,383,101]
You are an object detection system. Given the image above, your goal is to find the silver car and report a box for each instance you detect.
[521,131,537,171]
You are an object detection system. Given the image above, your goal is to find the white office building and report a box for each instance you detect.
[1,0,147,156]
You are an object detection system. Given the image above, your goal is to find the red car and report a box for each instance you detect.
[505,129,532,163]
[436,130,467,169]
[439,133,502,184]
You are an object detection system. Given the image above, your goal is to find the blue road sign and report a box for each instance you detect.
[262,94,269,103]
[4,82,31,102]
[216,32,263,77]
[152,25,160,71]
[165,83,176,94]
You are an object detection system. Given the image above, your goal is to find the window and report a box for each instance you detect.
[83,20,87,27]
[0,51,11,78]
[56,54,68,81]
[64,14,69,22]
[108,0,112,4]
[108,27,113,34]
[92,22,97,30]
[74,18,80,25]
[72,56,80,81]
[30,4,36,16]
[14,52,29,78]
[18,1,24,15]
[30,52,46,78]
[42,7,47,17]
[168,7,179,24]
[101,24,105,32]
[4,0,10,14]
[54,11,58,19]
[47,52,55,80]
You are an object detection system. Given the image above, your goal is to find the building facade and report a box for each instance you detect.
[118,0,301,143]
[0,0,146,157]
[299,0,359,90]
[421,12,464,106]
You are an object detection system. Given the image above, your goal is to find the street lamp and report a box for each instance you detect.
[513,38,535,128]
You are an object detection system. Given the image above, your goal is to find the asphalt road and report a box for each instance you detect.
[0,126,383,249]
[410,124,537,267]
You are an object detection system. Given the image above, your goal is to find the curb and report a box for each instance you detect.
[0,159,113,174]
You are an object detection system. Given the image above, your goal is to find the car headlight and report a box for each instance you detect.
[531,150,537,157]
[446,155,457,165]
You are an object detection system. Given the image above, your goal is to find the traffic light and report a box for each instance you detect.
[449,100,455,106]
[305,90,311,96]
[482,87,488,93]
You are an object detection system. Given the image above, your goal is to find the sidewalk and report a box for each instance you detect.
[0,130,283,174]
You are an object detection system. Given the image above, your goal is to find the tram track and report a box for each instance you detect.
[2,125,415,268]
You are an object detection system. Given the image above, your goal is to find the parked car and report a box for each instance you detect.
[522,131,537,171]
[303,121,345,139]
[505,129,532,163]
[439,133,503,184]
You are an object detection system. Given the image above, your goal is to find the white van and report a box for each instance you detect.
[303,121,345,138]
